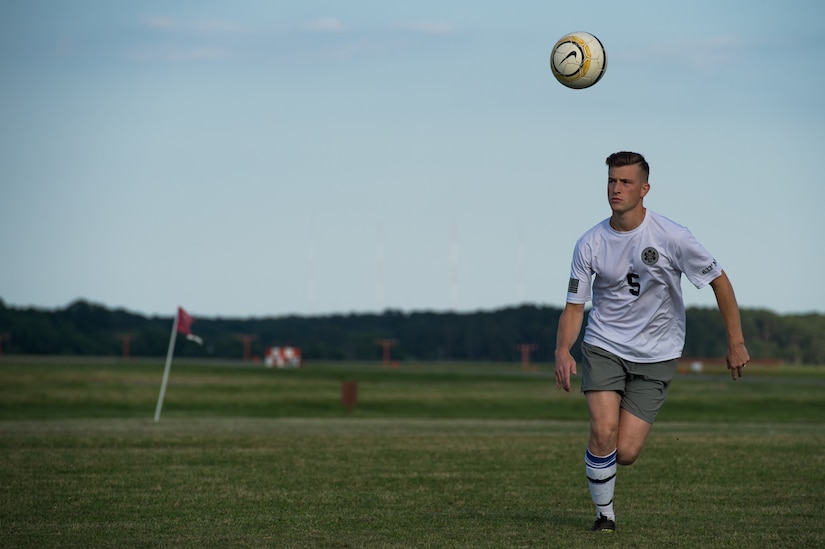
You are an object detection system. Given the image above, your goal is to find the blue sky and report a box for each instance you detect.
[2,1,824,318]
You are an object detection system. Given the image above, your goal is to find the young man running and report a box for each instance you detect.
[554,151,750,533]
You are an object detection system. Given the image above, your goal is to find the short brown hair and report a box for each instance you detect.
[606,151,649,180]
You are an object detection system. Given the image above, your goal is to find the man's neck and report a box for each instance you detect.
[610,207,646,232]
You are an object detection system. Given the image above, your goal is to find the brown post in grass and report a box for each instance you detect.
[341,381,358,415]
[119,333,135,360]
[237,334,257,362]
[515,343,538,372]
[376,338,398,368]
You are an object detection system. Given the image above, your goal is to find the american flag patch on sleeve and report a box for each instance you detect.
[567,278,579,294]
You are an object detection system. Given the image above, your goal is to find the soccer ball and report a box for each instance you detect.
[550,32,607,89]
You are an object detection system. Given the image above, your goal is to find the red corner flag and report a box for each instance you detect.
[155,306,203,421]
[177,307,203,345]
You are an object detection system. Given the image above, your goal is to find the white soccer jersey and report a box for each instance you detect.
[565,210,722,362]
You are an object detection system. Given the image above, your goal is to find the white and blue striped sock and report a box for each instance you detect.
[585,448,617,520]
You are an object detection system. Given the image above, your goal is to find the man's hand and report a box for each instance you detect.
[554,351,578,392]
[726,341,750,381]
[554,303,585,392]
[710,272,750,382]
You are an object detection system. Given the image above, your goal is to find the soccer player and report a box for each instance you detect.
[553,151,750,533]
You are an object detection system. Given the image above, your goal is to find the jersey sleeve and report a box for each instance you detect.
[566,238,593,304]
[674,228,723,289]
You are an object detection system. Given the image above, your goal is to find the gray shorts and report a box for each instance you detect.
[580,342,679,424]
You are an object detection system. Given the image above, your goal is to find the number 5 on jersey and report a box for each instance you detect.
[627,273,640,296]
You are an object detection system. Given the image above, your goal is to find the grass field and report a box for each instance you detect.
[2,358,825,548]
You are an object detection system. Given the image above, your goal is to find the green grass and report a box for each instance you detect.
[2,359,825,547]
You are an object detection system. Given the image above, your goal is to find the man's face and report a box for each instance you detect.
[607,164,649,214]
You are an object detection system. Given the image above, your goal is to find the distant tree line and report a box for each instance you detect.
[0,298,823,365]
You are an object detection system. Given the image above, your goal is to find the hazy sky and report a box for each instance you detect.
[2,1,824,318]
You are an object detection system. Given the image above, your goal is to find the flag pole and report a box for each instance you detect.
[154,309,179,422]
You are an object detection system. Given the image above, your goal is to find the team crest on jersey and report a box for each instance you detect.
[641,247,659,265]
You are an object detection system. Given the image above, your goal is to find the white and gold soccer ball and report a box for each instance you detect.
[550,32,607,89]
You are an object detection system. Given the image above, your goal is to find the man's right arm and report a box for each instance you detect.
[554,302,585,392]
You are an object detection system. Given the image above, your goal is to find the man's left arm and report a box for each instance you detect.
[710,270,751,380]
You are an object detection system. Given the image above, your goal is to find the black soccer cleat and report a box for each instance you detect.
[591,513,616,533]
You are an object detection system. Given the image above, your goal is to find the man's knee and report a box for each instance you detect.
[589,424,619,455]
[617,445,642,465]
